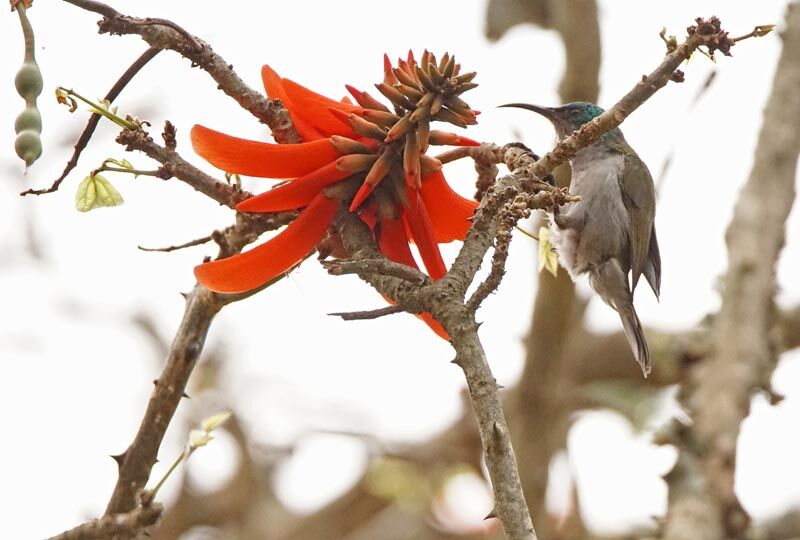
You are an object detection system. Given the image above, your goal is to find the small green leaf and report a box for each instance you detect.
[537,226,558,277]
[75,175,97,212]
[75,174,123,212]
[93,175,124,208]
[104,157,134,170]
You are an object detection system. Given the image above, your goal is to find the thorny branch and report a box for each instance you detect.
[41,2,770,539]
[47,503,163,540]
[43,0,301,524]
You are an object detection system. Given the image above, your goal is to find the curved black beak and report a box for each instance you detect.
[498,103,557,122]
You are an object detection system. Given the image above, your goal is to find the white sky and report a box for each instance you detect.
[1,1,799,538]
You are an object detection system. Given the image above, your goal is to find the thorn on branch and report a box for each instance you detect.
[110,452,126,468]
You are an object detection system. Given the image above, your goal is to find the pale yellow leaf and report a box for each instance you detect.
[537,226,558,277]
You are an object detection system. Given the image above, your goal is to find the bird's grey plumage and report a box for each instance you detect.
[500,102,661,376]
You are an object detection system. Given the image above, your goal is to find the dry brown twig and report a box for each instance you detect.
[37,2,771,539]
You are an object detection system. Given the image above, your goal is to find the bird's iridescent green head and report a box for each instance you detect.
[499,101,620,140]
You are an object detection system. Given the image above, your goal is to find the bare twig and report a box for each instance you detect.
[115,127,245,208]
[466,200,521,312]
[105,287,221,514]
[20,46,160,196]
[322,258,430,285]
[138,235,212,253]
[62,0,300,141]
[329,304,405,321]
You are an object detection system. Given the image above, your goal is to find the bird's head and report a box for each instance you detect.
[499,101,606,139]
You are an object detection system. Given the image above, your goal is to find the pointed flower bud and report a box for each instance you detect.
[201,411,232,433]
[330,135,374,155]
[329,108,386,140]
[393,66,420,90]
[336,153,379,173]
[189,430,214,450]
[384,113,413,142]
[345,85,390,113]
[375,83,415,110]
[361,109,401,128]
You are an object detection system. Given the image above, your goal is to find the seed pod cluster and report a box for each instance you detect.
[13,2,43,170]
[336,51,480,212]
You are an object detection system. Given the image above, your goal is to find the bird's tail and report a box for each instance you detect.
[588,258,651,377]
[619,308,650,377]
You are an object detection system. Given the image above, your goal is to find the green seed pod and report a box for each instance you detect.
[14,4,43,169]
[15,106,42,134]
[15,62,43,99]
[15,129,42,167]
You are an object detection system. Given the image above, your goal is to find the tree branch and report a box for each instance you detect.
[49,503,163,540]
[105,287,222,514]
[664,6,800,540]
[62,0,300,140]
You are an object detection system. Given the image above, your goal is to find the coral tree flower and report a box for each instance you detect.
[192,51,480,338]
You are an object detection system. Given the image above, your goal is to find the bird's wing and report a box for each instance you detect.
[643,224,661,299]
[619,153,656,292]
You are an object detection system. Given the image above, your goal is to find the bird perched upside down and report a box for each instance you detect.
[501,102,661,377]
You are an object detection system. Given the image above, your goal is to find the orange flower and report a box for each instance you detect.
[192,52,480,338]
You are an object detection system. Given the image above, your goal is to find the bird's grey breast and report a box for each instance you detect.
[550,149,630,276]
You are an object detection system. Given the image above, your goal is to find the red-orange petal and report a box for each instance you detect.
[379,217,449,340]
[236,161,350,212]
[261,65,325,141]
[281,78,363,137]
[403,191,447,279]
[419,171,478,243]
[350,182,377,212]
[191,125,338,178]
[195,194,339,293]
[379,216,416,266]
[359,200,380,230]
